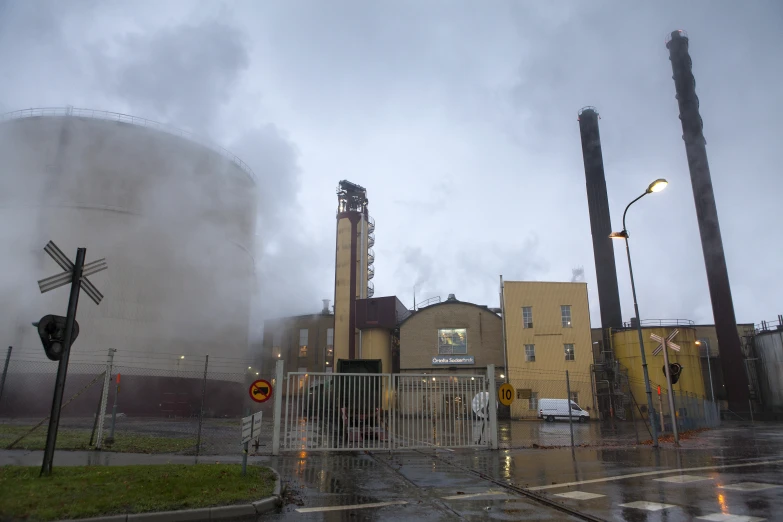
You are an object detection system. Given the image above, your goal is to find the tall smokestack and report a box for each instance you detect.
[578,107,623,335]
[666,30,748,408]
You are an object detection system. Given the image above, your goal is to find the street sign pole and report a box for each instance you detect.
[661,340,679,446]
[41,247,85,477]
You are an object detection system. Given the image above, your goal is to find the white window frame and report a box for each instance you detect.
[564,343,575,361]
[525,344,536,362]
[561,305,572,328]
[522,307,533,329]
[529,392,538,411]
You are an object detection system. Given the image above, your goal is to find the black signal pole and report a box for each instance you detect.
[40,248,85,477]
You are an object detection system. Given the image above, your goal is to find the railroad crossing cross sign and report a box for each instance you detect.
[651,329,681,356]
[37,241,107,305]
[249,379,273,403]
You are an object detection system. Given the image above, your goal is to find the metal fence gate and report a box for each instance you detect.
[280,368,497,452]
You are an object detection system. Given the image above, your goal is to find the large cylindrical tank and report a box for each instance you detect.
[754,330,783,410]
[0,108,257,370]
[612,325,707,403]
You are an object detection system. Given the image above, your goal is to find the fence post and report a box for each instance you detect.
[105,373,120,444]
[566,371,575,450]
[486,365,498,450]
[272,359,284,456]
[0,347,12,406]
[94,349,115,450]
[196,355,209,457]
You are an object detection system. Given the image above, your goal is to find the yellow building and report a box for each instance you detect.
[333,181,373,365]
[593,322,755,414]
[502,281,596,419]
[611,325,707,408]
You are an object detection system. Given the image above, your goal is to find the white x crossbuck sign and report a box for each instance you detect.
[37,241,107,305]
[651,328,680,356]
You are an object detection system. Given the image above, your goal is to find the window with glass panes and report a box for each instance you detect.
[326,328,334,356]
[438,328,467,354]
[564,343,575,361]
[561,305,572,327]
[272,331,283,358]
[299,329,308,357]
[522,307,533,328]
[529,392,539,410]
[525,344,535,362]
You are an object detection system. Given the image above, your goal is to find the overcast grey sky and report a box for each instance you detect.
[1,1,781,335]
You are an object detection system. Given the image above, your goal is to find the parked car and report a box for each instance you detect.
[538,398,590,422]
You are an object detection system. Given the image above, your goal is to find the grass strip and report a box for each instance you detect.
[0,425,196,454]
[0,464,275,521]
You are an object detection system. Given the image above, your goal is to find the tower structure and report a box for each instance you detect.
[666,30,748,408]
[334,180,374,364]
[578,107,623,335]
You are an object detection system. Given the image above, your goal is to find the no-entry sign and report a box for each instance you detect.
[249,379,273,403]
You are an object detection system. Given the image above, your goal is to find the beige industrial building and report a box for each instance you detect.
[503,281,596,419]
[399,295,503,375]
[258,301,335,378]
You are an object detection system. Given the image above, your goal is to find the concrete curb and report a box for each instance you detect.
[61,467,285,522]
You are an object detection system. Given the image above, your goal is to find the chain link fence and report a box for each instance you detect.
[498,368,639,449]
[497,366,723,450]
[644,378,721,437]
[0,347,278,456]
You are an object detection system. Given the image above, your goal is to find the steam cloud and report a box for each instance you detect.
[0,7,323,363]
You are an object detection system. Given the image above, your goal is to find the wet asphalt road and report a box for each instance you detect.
[2,422,783,520]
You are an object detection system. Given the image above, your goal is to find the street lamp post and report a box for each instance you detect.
[610,178,668,449]
[696,340,715,402]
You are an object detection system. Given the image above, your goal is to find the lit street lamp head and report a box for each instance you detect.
[609,231,628,240]
[646,178,668,193]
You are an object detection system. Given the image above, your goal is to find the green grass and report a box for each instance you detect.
[0,464,276,521]
[0,426,196,454]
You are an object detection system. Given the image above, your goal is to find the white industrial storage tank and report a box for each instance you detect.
[0,108,257,372]
[754,328,783,411]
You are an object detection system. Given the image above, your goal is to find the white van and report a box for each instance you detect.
[538,398,590,422]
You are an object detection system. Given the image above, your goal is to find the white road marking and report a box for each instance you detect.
[528,458,783,491]
[719,482,782,492]
[442,490,509,500]
[696,513,766,521]
[654,474,713,484]
[554,491,605,500]
[295,500,408,513]
[619,500,676,511]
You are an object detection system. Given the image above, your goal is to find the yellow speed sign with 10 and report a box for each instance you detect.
[498,383,515,406]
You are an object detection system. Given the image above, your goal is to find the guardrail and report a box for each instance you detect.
[0,107,256,183]
[755,316,783,334]
[622,319,696,328]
